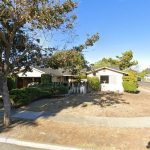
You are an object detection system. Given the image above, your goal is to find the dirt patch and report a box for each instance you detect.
[23,90,150,117]
[0,119,150,150]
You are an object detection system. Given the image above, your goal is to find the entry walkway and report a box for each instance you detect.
[12,110,150,128]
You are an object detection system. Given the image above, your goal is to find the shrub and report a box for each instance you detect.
[10,84,68,107]
[32,83,68,95]
[10,88,30,106]
[123,71,138,93]
[7,76,17,91]
[87,77,100,91]
[10,87,51,107]
[41,74,52,84]
[38,85,68,95]
[54,85,68,94]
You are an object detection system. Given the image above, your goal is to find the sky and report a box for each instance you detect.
[73,0,150,70]
[39,0,150,70]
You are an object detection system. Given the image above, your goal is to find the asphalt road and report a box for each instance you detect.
[0,143,47,150]
[139,81,150,88]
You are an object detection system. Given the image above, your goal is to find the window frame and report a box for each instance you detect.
[100,75,109,84]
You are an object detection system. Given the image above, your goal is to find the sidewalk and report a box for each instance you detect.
[12,110,150,128]
[0,137,81,150]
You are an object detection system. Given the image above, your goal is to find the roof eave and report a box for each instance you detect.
[86,67,128,75]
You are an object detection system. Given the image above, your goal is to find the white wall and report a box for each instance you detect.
[18,68,44,78]
[87,69,124,93]
[144,76,150,82]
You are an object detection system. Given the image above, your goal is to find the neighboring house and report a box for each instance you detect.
[86,67,128,93]
[17,67,77,88]
[144,74,150,81]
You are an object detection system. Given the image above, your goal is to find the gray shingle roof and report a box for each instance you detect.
[86,67,128,75]
[34,66,75,76]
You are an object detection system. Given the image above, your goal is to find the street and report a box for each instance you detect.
[0,143,47,150]
[139,81,150,88]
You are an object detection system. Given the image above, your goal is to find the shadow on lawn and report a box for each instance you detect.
[92,92,129,107]
[0,106,38,133]
[0,116,38,133]
[0,92,129,132]
[24,91,129,115]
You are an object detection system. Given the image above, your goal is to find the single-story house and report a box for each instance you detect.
[144,74,150,81]
[17,67,77,88]
[86,67,128,93]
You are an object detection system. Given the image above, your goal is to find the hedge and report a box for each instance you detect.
[41,74,52,84]
[123,71,138,93]
[87,76,100,91]
[10,87,50,107]
[7,76,17,91]
[10,85,68,107]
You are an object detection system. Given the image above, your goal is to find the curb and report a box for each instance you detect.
[0,137,82,150]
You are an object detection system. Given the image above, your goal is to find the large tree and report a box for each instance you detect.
[93,57,118,69]
[0,0,76,127]
[116,50,138,70]
[93,50,138,70]
[0,0,99,126]
[47,33,99,74]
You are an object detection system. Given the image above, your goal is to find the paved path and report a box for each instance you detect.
[43,114,150,128]
[0,143,44,150]
[0,137,81,150]
[11,110,150,128]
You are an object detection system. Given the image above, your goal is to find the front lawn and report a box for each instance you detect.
[0,119,150,150]
[23,88,150,117]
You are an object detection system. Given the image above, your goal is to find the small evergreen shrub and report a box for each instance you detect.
[41,74,52,84]
[54,85,68,94]
[10,87,50,107]
[10,88,31,106]
[7,76,17,91]
[87,77,100,91]
[10,85,68,107]
[123,71,138,93]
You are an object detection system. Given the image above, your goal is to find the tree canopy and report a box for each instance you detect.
[47,33,99,74]
[93,50,138,70]
[93,57,118,69]
[0,0,99,126]
[0,0,77,74]
[116,50,138,70]
[139,68,150,78]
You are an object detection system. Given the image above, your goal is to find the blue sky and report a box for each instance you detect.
[39,0,150,70]
[73,0,150,70]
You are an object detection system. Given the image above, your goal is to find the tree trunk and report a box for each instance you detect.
[2,77,11,127]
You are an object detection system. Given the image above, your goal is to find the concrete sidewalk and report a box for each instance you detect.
[12,110,150,128]
[43,114,150,128]
[0,137,81,150]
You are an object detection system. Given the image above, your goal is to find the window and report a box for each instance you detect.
[100,75,109,83]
